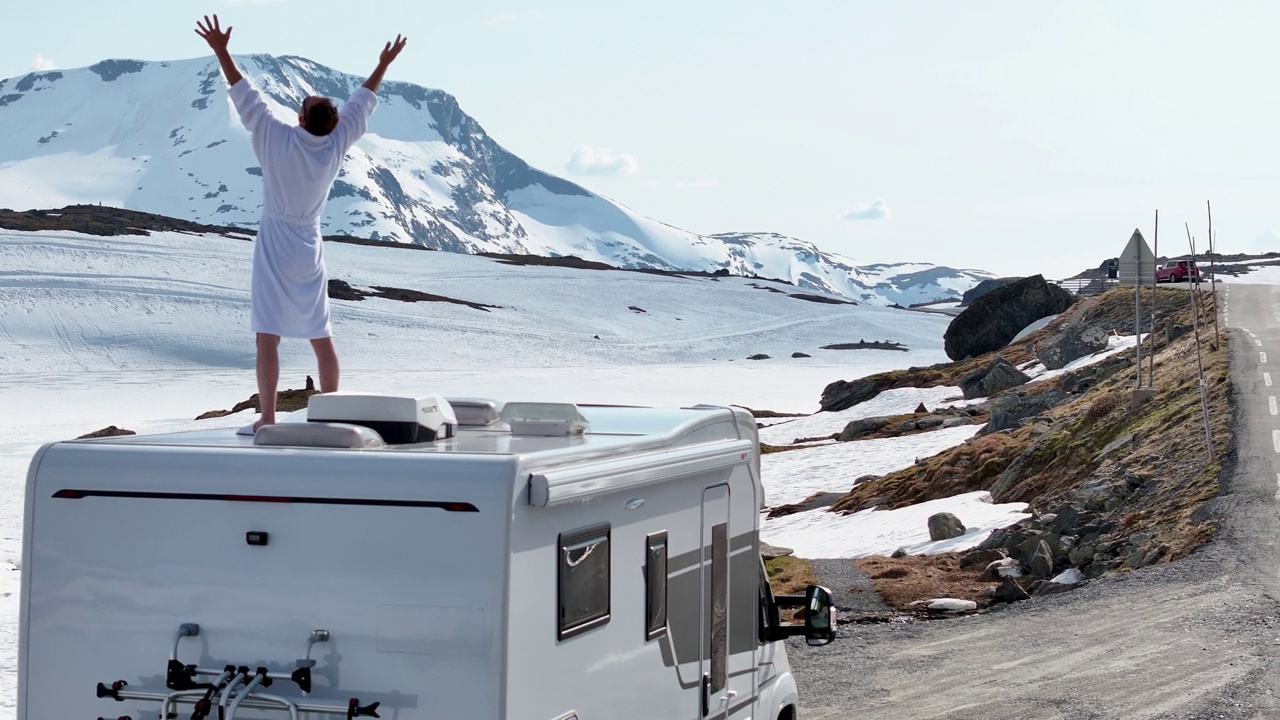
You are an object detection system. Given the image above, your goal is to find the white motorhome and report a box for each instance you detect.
[19,394,834,720]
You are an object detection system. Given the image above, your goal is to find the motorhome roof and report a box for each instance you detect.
[78,403,744,458]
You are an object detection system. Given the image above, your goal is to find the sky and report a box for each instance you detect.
[4,0,1280,277]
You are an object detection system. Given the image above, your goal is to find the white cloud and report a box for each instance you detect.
[841,198,890,220]
[565,145,640,177]
[29,55,57,71]
[676,178,720,189]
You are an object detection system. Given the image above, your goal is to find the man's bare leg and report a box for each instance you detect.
[310,336,340,393]
[255,333,282,431]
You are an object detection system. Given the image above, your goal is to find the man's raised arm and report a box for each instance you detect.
[361,35,408,94]
[195,14,243,86]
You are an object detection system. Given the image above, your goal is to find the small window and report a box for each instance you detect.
[645,532,668,640]
[558,524,611,639]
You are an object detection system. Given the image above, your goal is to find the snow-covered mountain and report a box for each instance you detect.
[0,56,993,305]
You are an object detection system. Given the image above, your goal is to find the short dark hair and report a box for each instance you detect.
[302,97,338,137]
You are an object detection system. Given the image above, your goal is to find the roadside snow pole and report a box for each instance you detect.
[1150,210,1158,387]
[1208,200,1219,346]
[1134,231,1143,388]
[1186,222,1214,462]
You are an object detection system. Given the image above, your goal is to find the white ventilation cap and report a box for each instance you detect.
[254,422,385,449]
[501,402,589,436]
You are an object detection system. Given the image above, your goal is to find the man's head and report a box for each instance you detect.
[298,96,338,137]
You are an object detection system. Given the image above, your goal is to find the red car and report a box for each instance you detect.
[1156,260,1201,283]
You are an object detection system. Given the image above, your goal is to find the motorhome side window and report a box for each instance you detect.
[644,532,668,639]
[558,524,611,639]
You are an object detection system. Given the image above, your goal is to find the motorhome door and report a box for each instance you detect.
[700,483,748,719]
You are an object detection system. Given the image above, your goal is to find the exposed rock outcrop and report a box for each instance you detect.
[944,275,1075,361]
[958,357,1032,399]
[1036,325,1111,370]
[927,512,967,541]
[960,277,1025,306]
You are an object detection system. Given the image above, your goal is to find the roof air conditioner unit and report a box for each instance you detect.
[501,402,589,436]
[306,393,456,444]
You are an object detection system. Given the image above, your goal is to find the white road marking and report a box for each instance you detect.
[1270,396,1277,415]
[1266,373,1273,387]
[1263,352,1268,363]
[1272,430,1280,454]
[1258,339,1264,347]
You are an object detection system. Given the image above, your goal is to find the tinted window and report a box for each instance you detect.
[558,524,611,639]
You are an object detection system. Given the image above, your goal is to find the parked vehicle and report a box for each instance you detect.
[1156,260,1201,283]
[19,393,834,720]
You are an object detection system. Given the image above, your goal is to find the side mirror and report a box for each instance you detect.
[803,585,836,646]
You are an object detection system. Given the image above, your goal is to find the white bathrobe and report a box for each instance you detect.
[228,79,377,338]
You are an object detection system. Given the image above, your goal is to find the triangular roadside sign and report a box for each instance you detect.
[1117,228,1155,286]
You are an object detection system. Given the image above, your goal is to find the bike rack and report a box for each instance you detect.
[95,624,382,720]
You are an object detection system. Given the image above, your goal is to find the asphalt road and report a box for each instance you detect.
[788,283,1280,720]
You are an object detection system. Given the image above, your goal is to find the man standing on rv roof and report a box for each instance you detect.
[195,14,407,435]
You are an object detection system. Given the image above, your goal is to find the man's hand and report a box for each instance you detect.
[363,35,407,93]
[195,14,233,54]
[380,35,408,67]
[196,14,243,86]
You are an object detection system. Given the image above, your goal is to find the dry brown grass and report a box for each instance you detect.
[854,554,996,611]
[766,555,821,596]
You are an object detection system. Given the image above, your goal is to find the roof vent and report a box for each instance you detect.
[447,398,503,426]
[501,402,589,436]
[307,393,456,444]
[255,422,385,449]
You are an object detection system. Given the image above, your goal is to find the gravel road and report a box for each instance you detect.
[787,292,1280,720]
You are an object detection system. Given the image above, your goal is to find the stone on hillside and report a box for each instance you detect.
[960,548,1006,568]
[944,274,1074,361]
[760,542,794,559]
[747,353,770,360]
[1025,539,1055,577]
[991,577,1031,603]
[927,512,967,541]
[1036,325,1111,370]
[838,416,890,442]
[1050,568,1085,585]
[1095,433,1137,462]
[77,425,136,439]
[981,389,1069,436]
[958,357,1032,399]
[820,377,892,412]
[890,547,909,559]
[941,416,973,428]
[915,402,928,414]
[791,352,811,358]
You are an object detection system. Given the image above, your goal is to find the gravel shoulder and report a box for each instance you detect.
[788,323,1280,720]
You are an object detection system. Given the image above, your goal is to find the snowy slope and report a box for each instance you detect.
[0,57,992,304]
[0,228,955,374]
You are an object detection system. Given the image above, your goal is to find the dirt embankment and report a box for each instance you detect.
[790,287,1231,614]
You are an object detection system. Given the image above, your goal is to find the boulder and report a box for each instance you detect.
[837,416,890,442]
[927,512,967,541]
[961,277,1026,306]
[960,548,1006,568]
[958,357,1032,399]
[941,416,973,428]
[1025,539,1055,577]
[991,577,1030,603]
[980,389,1069,435]
[746,354,771,360]
[914,402,929,414]
[791,352,811,358]
[944,275,1074,361]
[820,377,893,412]
[890,547,909,559]
[1035,325,1111,369]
